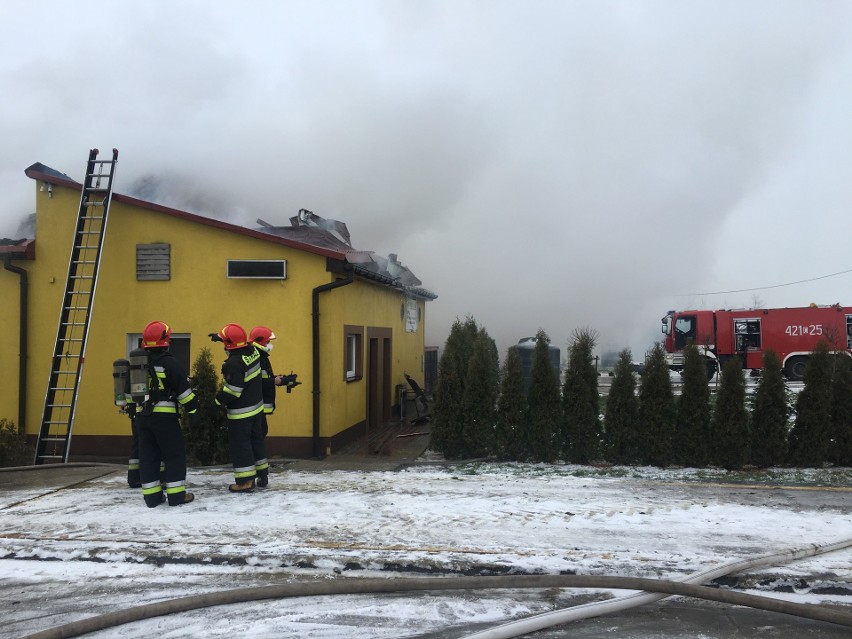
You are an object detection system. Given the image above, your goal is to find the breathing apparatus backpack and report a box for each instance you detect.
[126,347,157,414]
[112,358,130,408]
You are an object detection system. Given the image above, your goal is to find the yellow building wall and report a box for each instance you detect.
[3,177,429,458]
[316,280,427,444]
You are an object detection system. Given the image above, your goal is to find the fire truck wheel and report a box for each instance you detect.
[705,361,717,381]
[784,356,808,381]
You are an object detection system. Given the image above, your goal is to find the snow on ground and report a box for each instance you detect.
[1,461,851,638]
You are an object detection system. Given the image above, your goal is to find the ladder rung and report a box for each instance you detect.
[69,275,94,279]
[66,291,92,295]
[43,420,70,424]
[72,260,97,264]
[76,231,102,235]
[38,455,65,460]
[51,387,75,391]
[87,172,112,177]
[52,371,77,375]
[61,322,86,326]
[41,436,68,442]
[48,404,72,408]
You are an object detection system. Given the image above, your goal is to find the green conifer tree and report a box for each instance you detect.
[525,329,561,462]
[461,327,499,458]
[562,327,601,463]
[788,341,833,466]
[674,344,711,467]
[495,346,526,461]
[749,349,788,468]
[603,349,639,465]
[431,317,479,459]
[0,418,33,467]
[710,356,749,470]
[829,354,852,466]
[637,343,675,467]
[182,347,229,465]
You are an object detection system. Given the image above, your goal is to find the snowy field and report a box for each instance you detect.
[1,461,851,638]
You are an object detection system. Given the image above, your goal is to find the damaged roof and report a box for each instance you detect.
[255,210,426,290]
[23,162,437,300]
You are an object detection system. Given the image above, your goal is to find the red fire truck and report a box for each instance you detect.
[661,304,852,380]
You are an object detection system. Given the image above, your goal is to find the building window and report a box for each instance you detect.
[126,333,191,373]
[136,243,170,280]
[344,325,363,381]
[227,260,287,279]
[734,318,761,350]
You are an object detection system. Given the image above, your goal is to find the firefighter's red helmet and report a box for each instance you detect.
[218,323,248,350]
[249,326,276,349]
[142,321,171,349]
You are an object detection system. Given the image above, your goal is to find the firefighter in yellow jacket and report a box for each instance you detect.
[213,323,265,492]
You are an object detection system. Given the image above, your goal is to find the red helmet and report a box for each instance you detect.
[218,323,248,350]
[249,326,276,351]
[142,321,171,349]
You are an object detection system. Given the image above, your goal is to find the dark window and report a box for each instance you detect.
[735,319,761,350]
[674,316,696,349]
[227,260,287,279]
[130,335,191,373]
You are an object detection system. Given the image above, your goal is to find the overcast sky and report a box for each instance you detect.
[3,1,852,361]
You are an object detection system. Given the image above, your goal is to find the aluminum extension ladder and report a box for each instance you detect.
[34,148,119,464]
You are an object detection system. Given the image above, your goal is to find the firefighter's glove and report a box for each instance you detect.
[278,373,300,393]
[208,333,223,343]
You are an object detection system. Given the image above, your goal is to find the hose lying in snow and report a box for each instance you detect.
[21,563,852,639]
[460,536,852,639]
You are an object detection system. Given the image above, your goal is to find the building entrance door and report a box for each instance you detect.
[366,328,392,443]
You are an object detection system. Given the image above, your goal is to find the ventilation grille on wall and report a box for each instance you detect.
[136,243,171,280]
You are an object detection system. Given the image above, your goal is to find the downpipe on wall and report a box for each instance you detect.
[4,253,28,435]
[311,267,353,458]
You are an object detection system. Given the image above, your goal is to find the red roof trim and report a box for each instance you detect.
[24,165,348,261]
[0,239,35,259]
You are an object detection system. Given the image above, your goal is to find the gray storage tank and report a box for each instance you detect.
[514,336,561,396]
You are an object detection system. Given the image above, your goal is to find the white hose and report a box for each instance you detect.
[460,537,852,639]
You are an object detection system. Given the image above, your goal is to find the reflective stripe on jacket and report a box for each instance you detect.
[147,352,198,416]
[216,345,264,420]
[257,347,276,414]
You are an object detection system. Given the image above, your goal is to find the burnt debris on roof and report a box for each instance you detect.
[256,209,430,293]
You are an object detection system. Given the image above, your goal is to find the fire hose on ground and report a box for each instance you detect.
[458,536,852,639]
[20,537,852,639]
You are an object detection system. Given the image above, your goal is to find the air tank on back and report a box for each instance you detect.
[514,336,561,396]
